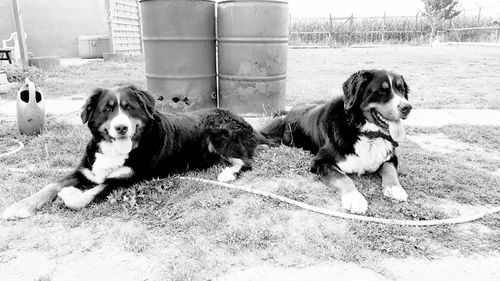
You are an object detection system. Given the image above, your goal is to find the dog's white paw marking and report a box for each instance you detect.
[383,184,408,201]
[341,190,368,214]
[58,187,86,210]
[107,166,133,179]
[2,200,36,220]
[217,168,237,183]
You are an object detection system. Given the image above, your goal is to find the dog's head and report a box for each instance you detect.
[342,69,411,141]
[81,85,155,153]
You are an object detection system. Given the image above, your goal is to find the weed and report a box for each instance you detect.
[0,64,45,84]
[33,275,51,281]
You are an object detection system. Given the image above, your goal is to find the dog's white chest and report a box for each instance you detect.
[84,142,130,183]
[337,136,394,175]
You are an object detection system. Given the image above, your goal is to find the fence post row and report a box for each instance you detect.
[329,13,333,47]
[348,13,353,46]
[382,11,386,43]
[289,5,499,47]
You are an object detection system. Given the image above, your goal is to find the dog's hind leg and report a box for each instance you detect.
[217,158,245,183]
[57,185,106,210]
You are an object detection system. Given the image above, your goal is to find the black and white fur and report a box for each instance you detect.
[3,85,266,219]
[260,70,412,214]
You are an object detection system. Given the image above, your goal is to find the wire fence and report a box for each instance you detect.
[290,6,500,47]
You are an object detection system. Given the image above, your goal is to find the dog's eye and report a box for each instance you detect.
[104,106,113,112]
[124,104,133,111]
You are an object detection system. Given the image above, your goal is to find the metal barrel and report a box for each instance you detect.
[140,0,216,112]
[217,0,288,115]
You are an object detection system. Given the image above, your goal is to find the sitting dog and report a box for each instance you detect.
[3,85,265,219]
[260,69,412,214]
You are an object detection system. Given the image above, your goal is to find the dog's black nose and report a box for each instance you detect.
[115,125,128,135]
[398,103,412,114]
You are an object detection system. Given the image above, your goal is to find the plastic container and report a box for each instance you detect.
[78,35,111,59]
[16,78,46,135]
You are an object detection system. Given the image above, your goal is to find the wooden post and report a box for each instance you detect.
[348,13,353,46]
[328,13,333,47]
[382,11,386,43]
[477,7,481,25]
[11,0,28,67]
[105,0,116,53]
[136,0,143,54]
[414,11,419,42]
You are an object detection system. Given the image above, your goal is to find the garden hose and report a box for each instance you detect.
[0,137,24,159]
[2,137,499,226]
[180,177,500,226]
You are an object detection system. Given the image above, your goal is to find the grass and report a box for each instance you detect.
[286,46,500,110]
[0,47,499,280]
[407,125,500,176]
[0,60,146,100]
[1,117,499,280]
[409,125,500,153]
[2,45,500,111]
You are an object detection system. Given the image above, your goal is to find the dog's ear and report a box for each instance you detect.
[81,88,105,124]
[342,70,371,113]
[400,75,410,99]
[128,85,156,119]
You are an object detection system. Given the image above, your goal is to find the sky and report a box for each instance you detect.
[288,0,500,18]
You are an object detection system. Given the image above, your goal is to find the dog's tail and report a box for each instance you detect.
[253,130,271,146]
[258,113,288,146]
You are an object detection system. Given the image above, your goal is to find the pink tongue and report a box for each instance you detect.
[389,120,405,142]
[114,138,133,154]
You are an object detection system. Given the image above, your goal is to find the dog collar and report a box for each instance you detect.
[360,131,399,147]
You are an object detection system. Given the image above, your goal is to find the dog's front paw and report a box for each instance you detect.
[383,184,408,201]
[217,168,237,183]
[2,199,37,220]
[341,190,368,214]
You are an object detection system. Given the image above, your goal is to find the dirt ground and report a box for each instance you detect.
[1,45,500,281]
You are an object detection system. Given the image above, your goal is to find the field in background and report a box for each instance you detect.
[286,45,500,109]
[290,7,500,46]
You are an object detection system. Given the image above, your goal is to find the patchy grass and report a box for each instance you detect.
[0,61,146,100]
[0,64,45,84]
[1,46,500,279]
[1,118,499,280]
[409,125,500,153]
[407,125,500,177]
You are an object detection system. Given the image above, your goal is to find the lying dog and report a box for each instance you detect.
[260,69,412,214]
[3,85,265,219]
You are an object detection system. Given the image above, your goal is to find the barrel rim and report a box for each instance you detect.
[217,37,288,43]
[146,73,216,80]
[218,0,288,4]
[143,36,215,41]
[218,74,287,82]
[140,0,214,3]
